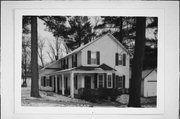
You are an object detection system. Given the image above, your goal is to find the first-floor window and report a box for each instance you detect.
[117,76,123,89]
[46,78,50,86]
[98,74,104,88]
[107,74,112,88]
[49,76,52,87]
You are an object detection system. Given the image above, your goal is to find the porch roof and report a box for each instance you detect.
[75,63,116,71]
[46,63,115,76]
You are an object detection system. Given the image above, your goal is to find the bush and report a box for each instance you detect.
[78,88,121,102]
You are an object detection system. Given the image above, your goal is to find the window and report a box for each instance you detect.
[115,53,126,66]
[117,76,123,89]
[87,51,100,65]
[98,74,104,88]
[45,76,52,87]
[107,74,112,88]
[91,52,97,64]
[46,77,50,86]
[118,55,123,65]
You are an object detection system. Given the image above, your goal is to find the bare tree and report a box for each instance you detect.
[22,35,31,87]
[38,36,45,67]
[47,37,67,61]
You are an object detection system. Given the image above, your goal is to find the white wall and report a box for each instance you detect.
[81,35,130,88]
[143,70,157,97]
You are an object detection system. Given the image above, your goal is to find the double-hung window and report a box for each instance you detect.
[117,76,123,89]
[91,52,97,64]
[87,51,100,65]
[115,53,126,66]
[98,74,104,88]
[116,75,126,89]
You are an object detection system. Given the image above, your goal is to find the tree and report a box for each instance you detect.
[22,35,31,87]
[128,17,146,107]
[62,16,94,50]
[38,36,45,67]
[47,37,66,61]
[42,16,94,51]
[30,16,40,98]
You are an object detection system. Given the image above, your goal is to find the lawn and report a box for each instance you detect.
[21,86,156,107]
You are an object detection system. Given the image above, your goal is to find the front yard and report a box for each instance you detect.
[21,86,156,107]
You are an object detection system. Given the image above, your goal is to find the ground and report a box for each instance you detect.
[22,86,156,107]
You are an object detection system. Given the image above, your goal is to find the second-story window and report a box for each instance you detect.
[115,53,126,66]
[91,52,97,64]
[87,51,100,65]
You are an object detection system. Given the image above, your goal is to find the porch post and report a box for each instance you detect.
[62,74,65,95]
[55,75,58,93]
[70,72,74,98]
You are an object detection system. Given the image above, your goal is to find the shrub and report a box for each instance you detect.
[78,88,121,102]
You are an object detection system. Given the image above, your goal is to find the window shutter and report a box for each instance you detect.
[75,54,77,67]
[44,76,46,87]
[104,73,107,88]
[60,60,62,69]
[112,73,115,88]
[72,55,74,68]
[67,57,69,68]
[115,53,119,66]
[94,73,97,88]
[49,76,51,87]
[123,75,125,88]
[123,54,126,66]
[87,51,91,64]
[96,51,100,65]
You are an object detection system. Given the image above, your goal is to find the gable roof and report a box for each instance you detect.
[142,68,157,80]
[59,33,130,59]
[41,33,130,71]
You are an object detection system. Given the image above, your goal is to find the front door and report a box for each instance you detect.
[85,76,91,89]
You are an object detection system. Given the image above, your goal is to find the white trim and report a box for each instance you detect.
[107,73,113,88]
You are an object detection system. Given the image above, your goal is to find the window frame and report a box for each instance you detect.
[117,76,123,89]
[91,51,97,64]
[97,74,104,88]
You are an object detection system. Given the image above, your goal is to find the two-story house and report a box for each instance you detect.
[39,33,130,98]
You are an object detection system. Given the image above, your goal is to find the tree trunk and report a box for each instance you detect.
[128,17,146,107]
[30,16,40,97]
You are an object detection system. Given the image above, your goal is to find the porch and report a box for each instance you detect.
[40,64,116,98]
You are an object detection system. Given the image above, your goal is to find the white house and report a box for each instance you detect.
[141,69,157,97]
[39,33,130,98]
